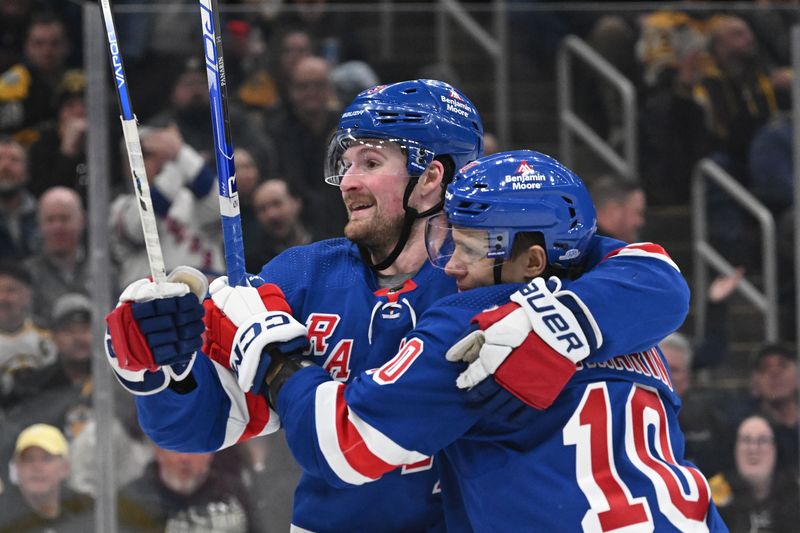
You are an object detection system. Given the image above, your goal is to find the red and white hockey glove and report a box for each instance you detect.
[202,275,308,393]
[446,277,601,409]
[105,266,208,395]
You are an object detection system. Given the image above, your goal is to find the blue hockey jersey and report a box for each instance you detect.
[276,281,727,532]
[132,236,695,532]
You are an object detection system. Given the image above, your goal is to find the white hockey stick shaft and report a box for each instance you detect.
[99,0,167,283]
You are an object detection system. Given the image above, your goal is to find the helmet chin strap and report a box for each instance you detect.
[360,175,445,272]
[492,257,504,285]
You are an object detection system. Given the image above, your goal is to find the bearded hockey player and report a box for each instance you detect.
[105,81,702,532]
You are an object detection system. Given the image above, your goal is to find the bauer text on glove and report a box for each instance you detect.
[446,277,601,409]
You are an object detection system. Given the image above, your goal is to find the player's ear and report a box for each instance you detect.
[420,160,445,191]
[412,160,446,212]
[522,245,548,279]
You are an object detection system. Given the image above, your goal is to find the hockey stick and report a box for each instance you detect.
[198,0,246,287]
[99,0,167,284]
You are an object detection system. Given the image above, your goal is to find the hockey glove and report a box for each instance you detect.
[106,266,208,372]
[202,275,309,393]
[446,277,601,410]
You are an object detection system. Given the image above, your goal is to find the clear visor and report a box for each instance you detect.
[324,131,432,186]
[425,213,511,269]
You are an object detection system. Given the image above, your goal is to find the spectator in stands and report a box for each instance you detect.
[660,332,692,398]
[635,10,711,97]
[268,55,345,238]
[692,266,747,371]
[710,414,800,532]
[2,293,92,416]
[118,445,255,533]
[0,261,55,401]
[0,293,96,482]
[27,69,87,200]
[67,412,152,499]
[660,332,731,475]
[239,434,300,533]
[748,111,797,339]
[750,104,795,311]
[225,18,278,112]
[234,146,266,272]
[245,178,312,272]
[0,12,71,143]
[144,0,199,67]
[589,175,646,242]
[689,15,778,182]
[109,0,195,122]
[109,125,225,288]
[39,0,82,68]
[742,0,798,98]
[25,187,89,327]
[148,56,277,178]
[0,423,93,531]
[0,136,38,260]
[330,60,379,107]
[749,344,799,470]
[1,292,147,498]
[749,112,792,218]
[0,0,36,74]
[635,12,779,207]
[274,0,367,67]
[272,28,313,105]
[236,144,266,205]
[584,13,640,148]
[635,9,714,205]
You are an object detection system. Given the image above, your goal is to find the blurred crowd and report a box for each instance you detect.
[0,0,798,532]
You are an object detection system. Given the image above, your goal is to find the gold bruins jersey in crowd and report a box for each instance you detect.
[0,320,56,396]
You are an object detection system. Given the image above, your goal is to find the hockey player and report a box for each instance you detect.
[252,150,728,531]
[106,82,694,532]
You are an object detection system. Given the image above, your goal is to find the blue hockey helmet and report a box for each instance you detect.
[324,79,484,185]
[426,150,597,271]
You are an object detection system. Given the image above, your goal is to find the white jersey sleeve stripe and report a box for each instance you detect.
[315,381,376,485]
[314,380,428,484]
[212,360,279,449]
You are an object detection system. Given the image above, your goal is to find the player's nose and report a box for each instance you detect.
[338,166,364,192]
[444,257,466,277]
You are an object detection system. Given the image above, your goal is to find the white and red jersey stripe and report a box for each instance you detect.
[314,381,428,485]
[603,242,681,272]
[213,359,281,449]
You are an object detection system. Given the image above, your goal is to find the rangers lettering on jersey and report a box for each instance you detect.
[306,314,341,355]
[305,313,354,380]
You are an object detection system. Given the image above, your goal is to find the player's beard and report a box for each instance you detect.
[344,203,405,257]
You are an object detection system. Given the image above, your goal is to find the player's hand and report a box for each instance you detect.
[446,277,597,409]
[106,266,208,373]
[202,275,309,393]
